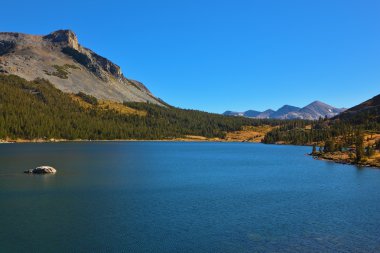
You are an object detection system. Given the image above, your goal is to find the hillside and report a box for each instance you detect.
[0,30,163,105]
[0,74,281,141]
[333,94,380,124]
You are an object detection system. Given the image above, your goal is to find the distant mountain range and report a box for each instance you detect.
[224,101,346,120]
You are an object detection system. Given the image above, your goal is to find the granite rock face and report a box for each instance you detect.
[43,30,79,50]
[0,30,164,105]
[0,40,16,56]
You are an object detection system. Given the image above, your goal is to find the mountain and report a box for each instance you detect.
[334,94,380,123]
[223,110,260,117]
[270,105,300,119]
[256,109,275,119]
[297,101,345,120]
[0,30,164,105]
[339,94,380,114]
[243,110,261,117]
[223,111,244,117]
[224,101,345,120]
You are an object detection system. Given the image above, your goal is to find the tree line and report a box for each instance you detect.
[263,113,380,163]
[0,74,283,140]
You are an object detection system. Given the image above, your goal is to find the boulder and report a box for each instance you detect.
[24,166,57,174]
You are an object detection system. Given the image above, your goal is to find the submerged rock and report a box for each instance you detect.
[24,166,57,174]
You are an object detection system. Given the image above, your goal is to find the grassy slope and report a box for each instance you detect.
[225,125,275,142]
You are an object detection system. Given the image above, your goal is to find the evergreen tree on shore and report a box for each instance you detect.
[312,144,317,155]
[355,134,365,162]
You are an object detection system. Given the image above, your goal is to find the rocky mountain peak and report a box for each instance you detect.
[43,30,79,50]
[0,29,163,105]
[307,100,330,107]
[43,30,123,81]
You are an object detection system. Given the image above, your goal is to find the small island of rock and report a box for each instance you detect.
[24,166,57,174]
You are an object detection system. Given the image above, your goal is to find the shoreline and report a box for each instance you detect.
[0,137,251,144]
[2,138,379,169]
[309,153,380,169]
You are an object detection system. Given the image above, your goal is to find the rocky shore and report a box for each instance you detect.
[310,151,380,168]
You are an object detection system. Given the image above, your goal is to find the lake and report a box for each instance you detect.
[1,142,380,252]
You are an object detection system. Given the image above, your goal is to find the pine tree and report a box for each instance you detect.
[312,144,317,155]
[324,139,336,153]
[355,134,365,162]
[366,145,375,157]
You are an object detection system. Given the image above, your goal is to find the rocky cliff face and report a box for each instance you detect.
[0,30,163,105]
[43,30,79,50]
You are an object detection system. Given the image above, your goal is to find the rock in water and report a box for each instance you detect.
[24,166,57,174]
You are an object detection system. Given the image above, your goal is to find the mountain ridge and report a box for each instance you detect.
[333,94,380,123]
[0,29,163,105]
[224,101,346,120]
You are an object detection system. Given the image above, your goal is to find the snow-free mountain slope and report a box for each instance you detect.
[0,30,163,105]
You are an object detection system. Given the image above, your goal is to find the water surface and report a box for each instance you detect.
[1,142,380,252]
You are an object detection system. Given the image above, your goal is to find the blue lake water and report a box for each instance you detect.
[1,142,380,252]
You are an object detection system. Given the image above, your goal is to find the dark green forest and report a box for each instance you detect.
[0,74,281,140]
[1,74,379,152]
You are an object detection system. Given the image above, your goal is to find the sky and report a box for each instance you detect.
[1,0,380,113]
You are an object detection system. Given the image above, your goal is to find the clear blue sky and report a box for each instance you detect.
[1,0,380,113]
